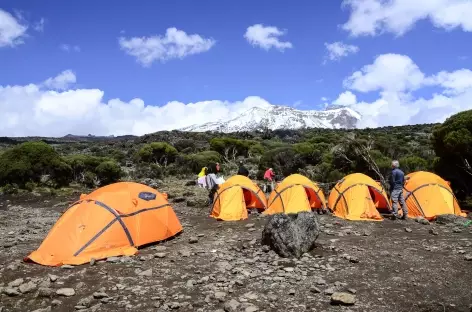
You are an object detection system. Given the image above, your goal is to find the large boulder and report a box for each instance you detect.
[261,211,320,258]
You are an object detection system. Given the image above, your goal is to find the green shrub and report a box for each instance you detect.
[83,171,97,188]
[24,182,36,192]
[137,142,178,166]
[95,161,123,186]
[0,141,72,188]
[174,151,221,175]
[2,183,19,195]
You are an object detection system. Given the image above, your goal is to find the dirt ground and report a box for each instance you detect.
[1,182,472,312]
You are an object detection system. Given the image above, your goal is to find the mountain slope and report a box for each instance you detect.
[181,104,361,133]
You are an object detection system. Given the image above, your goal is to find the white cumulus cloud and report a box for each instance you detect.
[244,24,293,51]
[0,71,275,137]
[41,70,77,90]
[324,41,359,61]
[343,53,426,92]
[333,91,357,106]
[0,8,28,47]
[118,27,216,67]
[334,53,472,128]
[341,0,472,37]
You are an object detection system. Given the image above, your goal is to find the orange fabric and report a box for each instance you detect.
[25,182,182,266]
[264,174,326,215]
[403,171,464,220]
[328,173,388,221]
[210,175,267,221]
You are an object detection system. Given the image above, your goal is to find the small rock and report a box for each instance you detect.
[19,281,37,294]
[154,252,167,258]
[245,306,259,312]
[93,291,108,299]
[245,223,255,228]
[138,269,153,277]
[61,264,74,269]
[404,227,412,233]
[106,257,120,263]
[154,246,167,252]
[56,288,75,297]
[179,250,191,257]
[331,292,356,305]
[189,237,199,244]
[429,229,439,235]
[90,258,96,266]
[214,291,227,302]
[310,286,321,293]
[465,254,472,261]
[3,287,20,296]
[224,299,240,312]
[48,274,58,282]
[51,299,62,306]
[8,278,24,287]
[37,287,54,298]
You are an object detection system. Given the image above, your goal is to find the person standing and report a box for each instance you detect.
[205,164,219,206]
[263,168,275,194]
[389,160,408,220]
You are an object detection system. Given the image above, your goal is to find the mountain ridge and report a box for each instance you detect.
[180,104,361,133]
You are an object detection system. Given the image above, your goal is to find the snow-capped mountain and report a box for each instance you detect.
[180,104,361,133]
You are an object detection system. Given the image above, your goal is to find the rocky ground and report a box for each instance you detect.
[1,180,472,312]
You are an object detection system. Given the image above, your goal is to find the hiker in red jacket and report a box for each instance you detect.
[263,168,275,193]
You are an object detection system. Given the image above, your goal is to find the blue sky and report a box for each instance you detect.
[1,0,472,136]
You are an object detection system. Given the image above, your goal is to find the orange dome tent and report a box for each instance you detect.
[328,173,389,221]
[264,174,326,215]
[210,175,267,221]
[402,171,465,220]
[25,182,182,266]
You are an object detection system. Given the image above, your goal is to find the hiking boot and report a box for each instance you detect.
[400,214,408,220]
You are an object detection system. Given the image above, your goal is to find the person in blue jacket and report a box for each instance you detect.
[389,160,409,220]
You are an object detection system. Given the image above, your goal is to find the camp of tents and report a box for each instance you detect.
[209,171,466,222]
[24,170,467,267]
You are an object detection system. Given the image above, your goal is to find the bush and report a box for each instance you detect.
[2,183,19,195]
[83,171,97,188]
[24,182,36,192]
[174,151,221,175]
[137,142,178,166]
[0,141,72,188]
[95,161,123,186]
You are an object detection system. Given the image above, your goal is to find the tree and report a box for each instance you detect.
[259,146,305,178]
[432,109,472,198]
[137,142,178,166]
[210,138,253,161]
[334,133,389,191]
